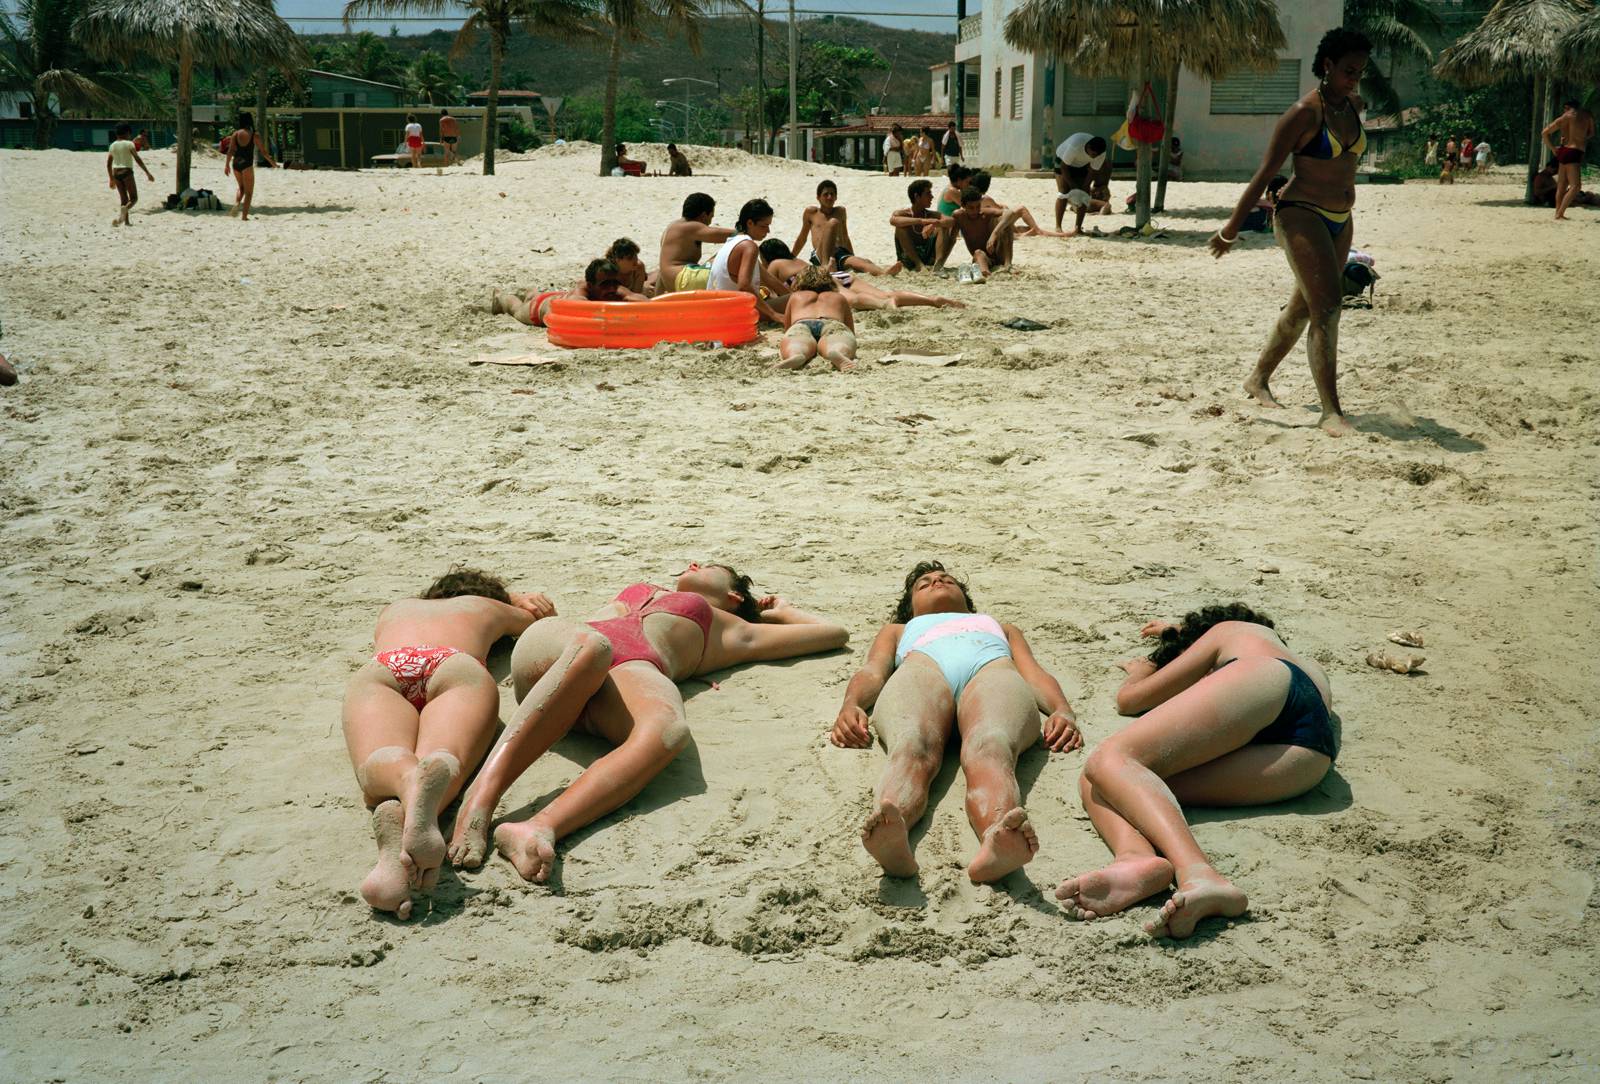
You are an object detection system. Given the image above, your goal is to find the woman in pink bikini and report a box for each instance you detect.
[448,561,849,883]
[342,567,555,919]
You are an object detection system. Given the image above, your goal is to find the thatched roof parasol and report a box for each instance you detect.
[75,0,304,70]
[1432,0,1587,86]
[1005,0,1285,80]
[1555,5,1600,78]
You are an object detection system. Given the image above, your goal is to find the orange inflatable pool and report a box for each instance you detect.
[544,291,759,350]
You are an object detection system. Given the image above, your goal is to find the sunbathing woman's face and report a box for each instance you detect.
[910,571,970,616]
[676,561,733,601]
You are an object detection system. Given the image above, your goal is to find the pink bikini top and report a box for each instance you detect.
[613,583,714,640]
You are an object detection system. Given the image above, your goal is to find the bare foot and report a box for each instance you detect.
[360,800,413,919]
[885,261,903,276]
[447,791,495,869]
[936,298,966,309]
[1055,855,1174,920]
[831,357,858,373]
[0,354,16,387]
[967,807,1039,883]
[1318,412,1356,437]
[1144,873,1248,938]
[494,820,557,883]
[490,289,507,315]
[1243,375,1282,408]
[860,802,918,877]
[399,753,455,890]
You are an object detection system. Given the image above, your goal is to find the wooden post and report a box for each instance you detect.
[1154,59,1178,211]
[1540,75,1555,167]
[1525,73,1543,204]
[1134,24,1152,230]
[339,109,347,169]
[176,37,193,194]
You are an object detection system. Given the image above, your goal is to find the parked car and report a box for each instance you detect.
[372,140,448,168]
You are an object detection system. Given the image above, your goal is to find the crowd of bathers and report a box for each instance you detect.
[344,559,1338,941]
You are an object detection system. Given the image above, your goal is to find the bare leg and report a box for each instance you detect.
[448,620,612,868]
[1081,657,1301,938]
[1555,163,1581,220]
[843,254,900,277]
[400,655,499,888]
[956,662,1042,883]
[1056,775,1174,920]
[892,227,927,271]
[972,249,993,278]
[1244,289,1308,408]
[932,225,955,270]
[860,654,954,877]
[343,668,421,909]
[1270,206,1354,435]
[816,330,857,372]
[776,331,819,370]
[1010,205,1061,237]
[360,800,413,918]
[494,663,688,883]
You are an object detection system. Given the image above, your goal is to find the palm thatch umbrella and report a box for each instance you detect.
[76,0,305,195]
[1006,0,1285,229]
[1434,0,1588,204]
[1556,5,1600,80]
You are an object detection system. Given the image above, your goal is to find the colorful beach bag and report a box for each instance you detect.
[1128,82,1165,146]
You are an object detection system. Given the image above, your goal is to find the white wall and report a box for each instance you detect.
[931,65,951,114]
[974,0,1048,169]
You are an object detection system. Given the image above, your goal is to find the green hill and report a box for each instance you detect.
[310,15,955,118]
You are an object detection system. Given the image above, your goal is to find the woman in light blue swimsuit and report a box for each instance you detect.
[830,561,1082,883]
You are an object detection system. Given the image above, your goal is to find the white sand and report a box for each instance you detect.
[1,144,1597,1080]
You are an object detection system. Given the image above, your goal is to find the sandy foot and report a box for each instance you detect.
[399,754,454,890]
[1243,376,1282,408]
[1055,855,1174,920]
[1319,413,1356,437]
[494,820,557,883]
[885,261,903,276]
[446,793,494,869]
[360,799,413,920]
[1145,875,1248,939]
[968,807,1039,883]
[861,802,918,877]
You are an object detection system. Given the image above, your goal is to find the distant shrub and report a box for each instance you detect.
[499,117,541,153]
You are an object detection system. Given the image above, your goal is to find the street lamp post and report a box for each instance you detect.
[662,77,716,145]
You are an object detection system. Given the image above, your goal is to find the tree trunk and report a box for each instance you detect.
[176,38,194,194]
[484,28,503,176]
[256,77,270,166]
[1154,60,1178,211]
[1540,75,1555,168]
[1525,73,1543,204]
[599,21,622,176]
[1134,27,1152,230]
[30,79,55,149]
[756,0,765,155]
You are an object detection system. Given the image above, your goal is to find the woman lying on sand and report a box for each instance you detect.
[491,258,646,328]
[342,568,555,918]
[830,562,1081,883]
[1057,604,1336,939]
[449,562,848,882]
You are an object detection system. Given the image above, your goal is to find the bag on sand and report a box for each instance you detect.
[1341,261,1379,306]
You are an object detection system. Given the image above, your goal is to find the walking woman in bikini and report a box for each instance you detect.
[448,562,848,883]
[829,562,1082,883]
[224,111,274,221]
[1211,27,1371,437]
[1055,604,1337,939]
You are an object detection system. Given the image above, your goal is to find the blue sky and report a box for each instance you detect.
[277,2,963,35]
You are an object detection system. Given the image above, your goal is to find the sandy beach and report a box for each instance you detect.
[1,141,1597,1081]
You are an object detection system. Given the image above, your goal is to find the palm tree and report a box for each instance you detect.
[0,0,155,148]
[1556,5,1600,82]
[1006,0,1287,229]
[408,49,461,105]
[1344,0,1444,115]
[75,0,305,195]
[342,0,591,176]
[588,0,724,177]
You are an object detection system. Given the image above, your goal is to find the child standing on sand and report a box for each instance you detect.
[106,123,155,228]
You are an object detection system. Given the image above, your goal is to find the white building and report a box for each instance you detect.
[929,62,982,116]
[955,0,1345,177]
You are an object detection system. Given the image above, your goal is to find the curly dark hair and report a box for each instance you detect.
[1313,27,1372,78]
[890,560,974,624]
[1148,603,1278,668]
[421,566,511,604]
[710,563,762,623]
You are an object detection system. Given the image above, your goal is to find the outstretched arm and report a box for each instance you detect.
[1004,624,1080,752]
[831,624,898,748]
[1114,625,1223,715]
[724,597,849,663]
[483,592,557,639]
[133,150,155,181]
[691,223,736,244]
[1213,103,1313,257]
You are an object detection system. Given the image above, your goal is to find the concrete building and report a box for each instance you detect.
[929,62,982,116]
[954,0,1345,178]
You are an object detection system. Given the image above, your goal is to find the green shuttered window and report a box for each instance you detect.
[1210,59,1302,115]
[1060,74,1129,116]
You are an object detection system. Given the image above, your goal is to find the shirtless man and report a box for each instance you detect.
[667,143,692,176]
[1532,158,1598,209]
[0,352,16,387]
[1543,99,1595,221]
[971,170,1062,237]
[759,239,964,310]
[439,109,460,166]
[952,186,1023,277]
[606,237,650,296]
[889,179,958,272]
[778,267,857,372]
[791,179,900,276]
[341,567,555,918]
[491,258,646,327]
[656,192,734,294]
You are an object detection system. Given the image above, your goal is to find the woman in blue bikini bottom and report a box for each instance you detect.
[1057,603,1337,940]
[830,561,1083,883]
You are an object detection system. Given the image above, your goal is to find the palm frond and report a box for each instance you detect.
[1434,0,1587,87]
[1004,0,1286,81]
[1556,6,1600,79]
[342,0,464,33]
[75,0,306,69]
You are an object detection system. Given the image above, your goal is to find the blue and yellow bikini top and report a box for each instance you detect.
[1297,90,1367,160]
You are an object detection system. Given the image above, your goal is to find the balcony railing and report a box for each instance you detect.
[958,14,982,43]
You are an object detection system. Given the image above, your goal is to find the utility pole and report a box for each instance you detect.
[787,0,799,159]
[955,0,965,129]
[756,1,766,154]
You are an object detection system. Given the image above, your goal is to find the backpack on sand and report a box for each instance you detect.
[1341,261,1379,307]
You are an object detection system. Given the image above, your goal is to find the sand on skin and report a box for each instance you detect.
[0,142,1597,1080]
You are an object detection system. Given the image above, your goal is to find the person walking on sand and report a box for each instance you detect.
[1055,604,1335,940]
[224,112,275,221]
[656,192,735,294]
[776,266,859,372]
[106,123,155,228]
[1544,99,1595,221]
[447,562,847,883]
[404,113,424,168]
[890,179,958,272]
[439,109,459,166]
[942,120,964,167]
[791,179,900,276]
[1210,26,1372,437]
[830,562,1081,883]
[341,567,556,918]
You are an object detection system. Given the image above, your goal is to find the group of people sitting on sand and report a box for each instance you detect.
[343,559,1338,942]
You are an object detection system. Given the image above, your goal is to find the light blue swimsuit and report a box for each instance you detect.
[895,612,1012,699]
